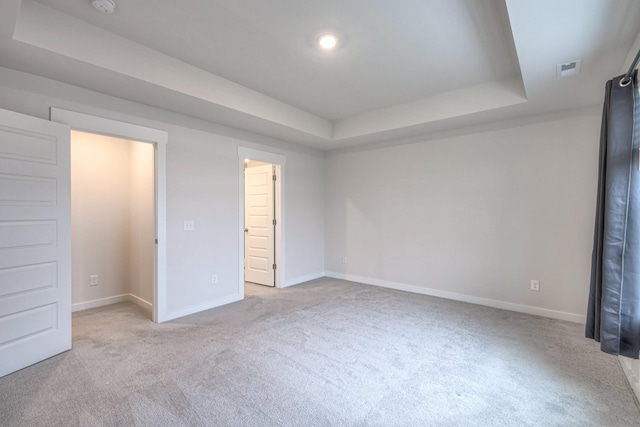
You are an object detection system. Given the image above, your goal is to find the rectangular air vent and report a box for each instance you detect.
[557,59,582,79]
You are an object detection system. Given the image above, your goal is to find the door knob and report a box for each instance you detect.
[244,228,248,233]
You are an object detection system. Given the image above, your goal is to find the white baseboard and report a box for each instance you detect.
[164,293,243,322]
[282,271,325,288]
[72,294,130,312]
[619,357,640,404]
[128,293,152,312]
[325,272,586,324]
[73,293,153,313]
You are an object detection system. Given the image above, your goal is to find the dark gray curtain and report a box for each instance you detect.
[586,71,640,359]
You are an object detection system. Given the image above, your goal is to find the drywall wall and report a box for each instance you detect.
[620,357,640,402]
[129,141,155,306]
[71,132,154,311]
[285,153,325,283]
[71,131,131,306]
[325,112,600,321]
[0,66,325,319]
[164,126,240,311]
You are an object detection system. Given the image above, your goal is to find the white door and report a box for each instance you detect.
[0,108,71,377]
[244,164,275,286]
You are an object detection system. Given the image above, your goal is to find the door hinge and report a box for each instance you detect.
[273,174,277,181]
[155,239,158,244]
[273,263,277,270]
[272,219,277,225]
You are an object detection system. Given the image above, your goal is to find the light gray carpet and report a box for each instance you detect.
[1,277,639,426]
[244,281,276,296]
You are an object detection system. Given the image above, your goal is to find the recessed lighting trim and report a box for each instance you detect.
[317,34,338,50]
[91,0,116,14]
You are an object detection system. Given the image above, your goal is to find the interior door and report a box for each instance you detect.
[0,108,71,377]
[244,164,275,286]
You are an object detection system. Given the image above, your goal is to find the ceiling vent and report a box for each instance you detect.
[91,0,116,14]
[556,59,582,79]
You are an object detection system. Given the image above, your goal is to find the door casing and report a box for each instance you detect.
[50,108,169,323]
[238,147,285,295]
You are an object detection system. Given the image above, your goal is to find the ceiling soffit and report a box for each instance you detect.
[6,0,524,145]
[1,0,639,150]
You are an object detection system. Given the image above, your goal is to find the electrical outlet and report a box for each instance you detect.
[342,256,348,264]
[184,220,195,231]
[212,274,218,284]
[90,275,98,286]
[530,280,540,292]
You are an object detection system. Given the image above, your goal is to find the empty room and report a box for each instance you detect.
[1,0,640,425]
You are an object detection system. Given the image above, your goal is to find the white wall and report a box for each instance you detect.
[620,357,640,402]
[325,112,600,321]
[164,127,240,311]
[285,153,325,283]
[129,141,155,305]
[1,66,603,325]
[71,132,155,311]
[0,66,325,319]
[71,131,131,306]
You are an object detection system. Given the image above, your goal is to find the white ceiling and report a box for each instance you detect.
[31,0,520,121]
[0,0,639,150]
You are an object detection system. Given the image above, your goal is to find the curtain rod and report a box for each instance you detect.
[620,48,640,87]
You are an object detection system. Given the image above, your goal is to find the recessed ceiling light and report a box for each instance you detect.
[317,34,338,51]
[91,0,116,14]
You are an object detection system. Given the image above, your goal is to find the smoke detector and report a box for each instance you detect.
[91,0,116,14]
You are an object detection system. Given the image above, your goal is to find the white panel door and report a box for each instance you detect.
[244,164,274,286]
[0,108,71,377]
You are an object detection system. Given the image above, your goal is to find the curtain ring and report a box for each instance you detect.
[619,77,632,87]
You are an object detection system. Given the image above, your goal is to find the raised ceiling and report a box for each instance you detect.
[32,0,521,120]
[0,0,639,150]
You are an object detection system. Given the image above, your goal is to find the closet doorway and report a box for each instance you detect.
[71,131,155,319]
[51,107,168,322]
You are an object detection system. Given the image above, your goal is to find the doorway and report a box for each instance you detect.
[51,108,168,322]
[244,160,276,287]
[238,147,285,296]
[70,131,155,319]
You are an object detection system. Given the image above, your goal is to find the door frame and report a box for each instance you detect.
[50,108,169,323]
[238,147,285,294]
